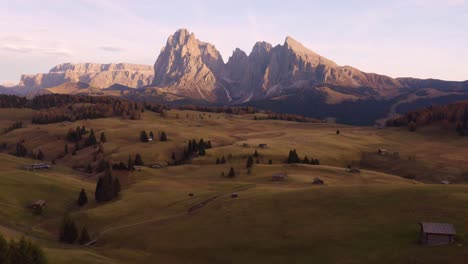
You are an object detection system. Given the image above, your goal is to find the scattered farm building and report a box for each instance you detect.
[419,222,456,246]
[258,143,268,148]
[312,178,324,185]
[271,172,287,181]
[29,200,47,209]
[347,168,361,174]
[377,149,389,155]
[24,163,52,170]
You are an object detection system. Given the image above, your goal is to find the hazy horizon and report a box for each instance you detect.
[1,0,467,84]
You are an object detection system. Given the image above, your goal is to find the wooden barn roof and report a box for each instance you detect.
[420,222,456,235]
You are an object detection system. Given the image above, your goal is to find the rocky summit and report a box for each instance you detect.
[17,63,154,95]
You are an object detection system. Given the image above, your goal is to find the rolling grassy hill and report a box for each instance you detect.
[1,107,468,263]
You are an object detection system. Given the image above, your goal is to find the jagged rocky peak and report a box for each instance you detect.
[250,41,273,57]
[152,29,226,101]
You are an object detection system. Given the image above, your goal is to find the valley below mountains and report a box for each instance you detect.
[4,29,468,125]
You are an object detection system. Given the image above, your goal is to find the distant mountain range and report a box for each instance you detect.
[3,29,468,125]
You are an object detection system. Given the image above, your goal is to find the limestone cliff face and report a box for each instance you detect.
[223,36,404,102]
[152,29,226,102]
[18,63,153,94]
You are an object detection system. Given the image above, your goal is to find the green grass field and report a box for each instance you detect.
[1,108,468,263]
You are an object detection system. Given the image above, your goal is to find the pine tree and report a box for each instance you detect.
[95,177,104,202]
[100,132,107,143]
[171,152,176,161]
[96,159,109,173]
[268,159,273,164]
[228,167,236,178]
[149,131,154,140]
[127,155,134,170]
[77,188,88,206]
[303,156,310,164]
[216,157,220,164]
[80,125,87,135]
[140,131,149,142]
[85,129,97,147]
[102,170,115,201]
[0,233,7,264]
[336,130,340,135]
[198,146,206,156]
[64,144,68,154]
[160,131,167,141]
[221,156,226,164]
[134,154,144,166]
[15,142,27,157]
[246,156,254,169]
[36,149,44,161]
[78,227,91,245]
[198,138,205,149]
[114,178,121,197]
[59,215,78,244]
[191,139,198,153]
[254,149,259,157]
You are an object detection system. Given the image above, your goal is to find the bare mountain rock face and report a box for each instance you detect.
[152,29,227,102]
[17,63,153,94]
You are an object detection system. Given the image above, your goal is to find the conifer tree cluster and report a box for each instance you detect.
[66,126,87,142]
[95,170,121,202]
[287,149,301,163]
[59,215,90,245]
[0,234,47,264]
[184,138,212,158]
[3,121,23,134]
[287,150,320,165]
[14,142,27,157]
[215,156,227,164]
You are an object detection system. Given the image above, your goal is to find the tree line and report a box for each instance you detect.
[178,105,258,115]
[0,233,47,264]
[386,101,468,135]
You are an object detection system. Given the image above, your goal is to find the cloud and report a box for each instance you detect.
[98,45,126,52]
[1,43,71,56]
[1,44,35,53]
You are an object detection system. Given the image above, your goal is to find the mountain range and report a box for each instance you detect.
[3,29,468,125]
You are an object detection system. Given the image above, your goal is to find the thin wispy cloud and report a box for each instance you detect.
[98,46,126,52]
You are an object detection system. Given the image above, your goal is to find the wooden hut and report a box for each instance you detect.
[29,200,47,209]
[312,178,324,185]
[419,222,456,246]
[271,173,287,181]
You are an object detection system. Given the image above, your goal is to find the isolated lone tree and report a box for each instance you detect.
[36,149,45,161]
[134,153,144,166]
[228,167,236,178]
[246,156,254,169]
[78,227,91,245]
[140,131,149,142]
[59,215,78,244]
[160,131,167,141]
[100,132,107,143]
[77,188,88,206]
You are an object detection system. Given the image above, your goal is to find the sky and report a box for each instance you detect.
[0,0,467,84]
